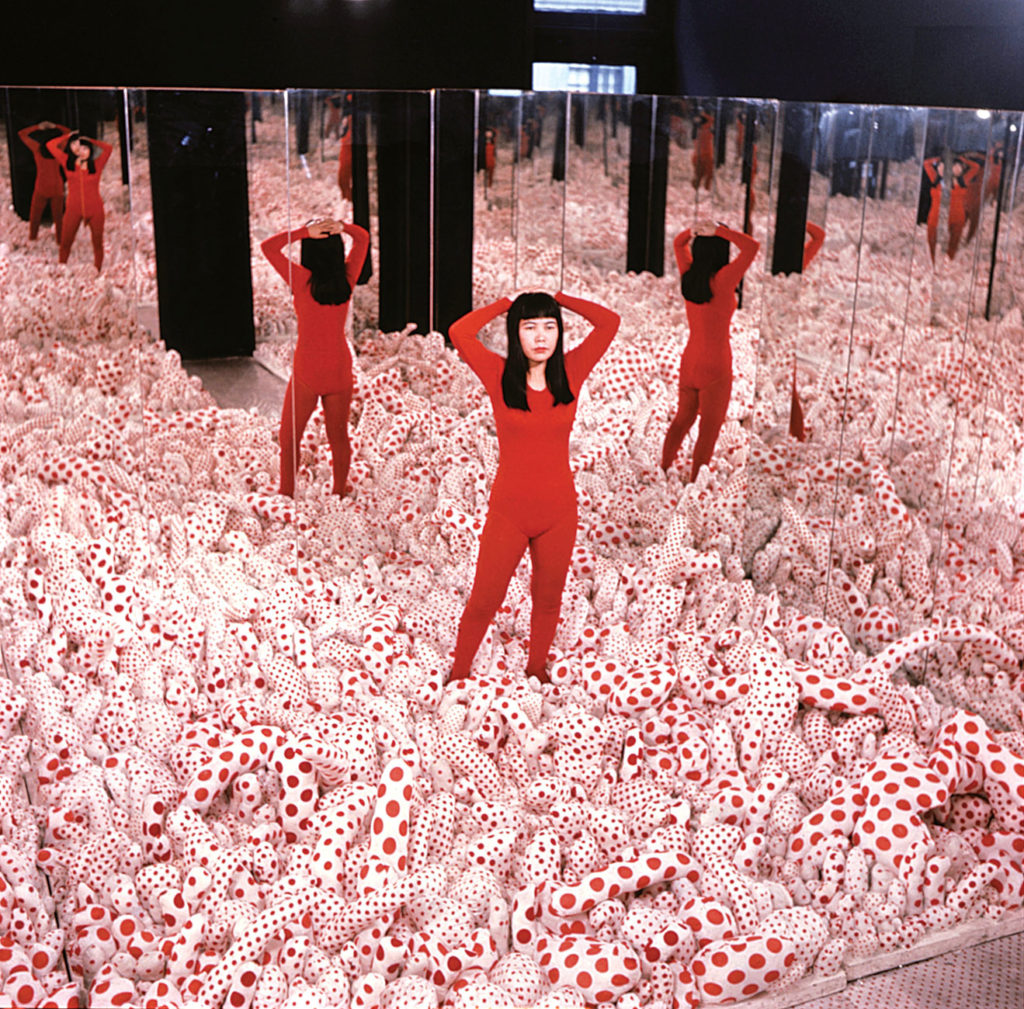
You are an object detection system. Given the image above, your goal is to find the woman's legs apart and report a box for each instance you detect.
[449,510,529,681]
[58,206,82,263]
[690,376,732,480]
[320,387,353,494]
[525,509,577,678]
[86,208,105,270]
[28,191,63,241]
[661,384,700,471]
[279,376,320,497]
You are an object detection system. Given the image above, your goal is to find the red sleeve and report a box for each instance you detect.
[448,297,511,387]
[341,223,370,289]
[45,133,70,162]
[711,224,759,293]
[18,125,40,153]
[803,222,825,269]
[261,227,308,288]
[557,291,620,383]
[673,229,694,276]
[924,158,942,185]
[92,139,114,173]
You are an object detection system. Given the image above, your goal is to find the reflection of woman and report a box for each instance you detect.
[447,291,620,684]
[18,120,68,243]
[261,218,370,498]
[922,157,943,264]
[692,110,714,191]
[959,150,987,248]
[946,155,981,260]
[661,221,759,479]
[325,91,343,139]
[484,128,496,189]
[337,112,353,202]
[803,221,825,269]
[47,130,113,270]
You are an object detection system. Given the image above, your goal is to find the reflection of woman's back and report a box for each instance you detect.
[661,223,759,480]
[692,111,714,191]
[921,157,943,263]
[261,219,370,497]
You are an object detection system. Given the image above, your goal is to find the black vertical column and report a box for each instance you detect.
[771,103,815,276]
[376,92,431,334]
[147,90,254,358]
[350,92,373,286]
[434,90,475,337]
[626,96,670,276]
[117,94,130,186]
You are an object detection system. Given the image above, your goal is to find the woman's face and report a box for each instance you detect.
[70,138,89,159]
[518,316,559,367]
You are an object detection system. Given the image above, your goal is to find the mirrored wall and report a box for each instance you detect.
[3,86,1024,639]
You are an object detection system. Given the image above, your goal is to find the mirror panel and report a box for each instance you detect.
[515,91,568,291]
[475,91,520,304]
[564,93,630,279]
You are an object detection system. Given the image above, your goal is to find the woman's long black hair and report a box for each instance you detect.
[301,233,352,305]
[502,292,574,411]
[681,235,730,304]
[64,133,97,174]
[29,126,64,159]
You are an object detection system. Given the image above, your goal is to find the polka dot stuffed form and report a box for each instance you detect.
[934,710,1024,833]
[853,753,949,874]
[547,852,700,918]
[535,932,642,1004]
[179,726,285,814]
[678,895,738,948]
[691,932,800,1004]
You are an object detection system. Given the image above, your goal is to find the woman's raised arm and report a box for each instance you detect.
[448,297,511,386]
[341,222,370,289]
[260,227,308,285]
[712,224,760,292]
[673,228,694,276]
[556,291,620,381]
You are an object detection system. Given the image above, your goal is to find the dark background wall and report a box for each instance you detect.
[674,0,1024,109]
[2,1,1022,108]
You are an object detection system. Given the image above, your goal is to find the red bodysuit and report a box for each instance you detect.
[47,133,113,270]
[261,223,370,497]
[959,151,987,248]
[692,111,714,191]
[923,157,943,263]
[448,292,620,681]
[661,225,760,479]
[947,155,981,260]
[18,124,66,242]
[803,221,825,269]
[484,135,496,188]
[337,115,353,202]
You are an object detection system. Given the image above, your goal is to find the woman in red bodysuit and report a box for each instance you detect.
[483,128,497,189]
[692,110,715,191]
[661,220,760,480]
[261,217,370,498]
[46,131,113,271]
[803,221,825,269]
[922,157,943,264]
[447,291,620,684]
[946,155,981,260]
[336,95,354,202]
[18,121,68,243]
